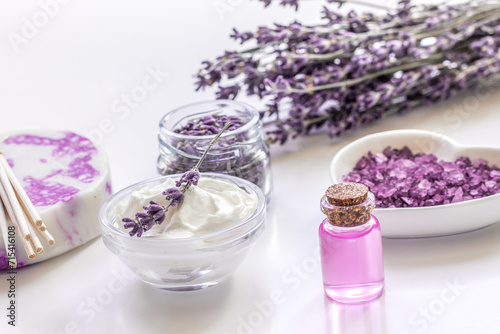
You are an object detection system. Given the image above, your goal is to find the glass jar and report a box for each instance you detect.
[319,183,384,303]
[157,100,273,204]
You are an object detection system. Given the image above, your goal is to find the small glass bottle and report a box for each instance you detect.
[156,100,273,204]
[319,183,384,303]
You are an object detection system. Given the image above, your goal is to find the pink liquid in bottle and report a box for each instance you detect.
[319,184,384,303]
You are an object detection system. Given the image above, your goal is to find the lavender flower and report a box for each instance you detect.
[278,0,299,11]
[175,170,200,189]
[163,187,185,206]
[231,28,254,44]
[123,216,154,238]
[196,0,500,145]
[144,201,166,225]
[135,212,155,230]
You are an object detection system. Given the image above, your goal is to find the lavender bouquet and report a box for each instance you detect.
[196,0,500,144]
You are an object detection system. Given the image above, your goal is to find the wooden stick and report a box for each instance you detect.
[38,222,47,232]
[0,154,43,227]
[15,191,45,230]
[33,222,55,246]
[0,165,31,241]
[0,137,52,255]
[27,221,43,254]
[18,229,36,259]
[0,202,17,268]
[0,183,35,259]
[0,184,34,258]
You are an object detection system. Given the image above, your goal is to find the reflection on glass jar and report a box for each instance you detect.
[157,100,273,204]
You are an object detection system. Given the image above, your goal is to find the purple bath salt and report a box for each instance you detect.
[343,146,500,208]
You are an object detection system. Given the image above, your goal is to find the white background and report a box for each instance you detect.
[1,1,500,333]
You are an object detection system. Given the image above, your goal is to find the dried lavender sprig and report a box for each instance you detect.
[123,123,231,237]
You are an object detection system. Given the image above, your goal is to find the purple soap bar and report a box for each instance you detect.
[0,129,111,269]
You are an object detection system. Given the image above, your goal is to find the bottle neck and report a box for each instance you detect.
[322,215,379,237]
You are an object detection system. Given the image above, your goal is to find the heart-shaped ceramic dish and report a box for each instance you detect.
[330,129,500,238]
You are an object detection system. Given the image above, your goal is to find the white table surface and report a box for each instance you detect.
[1,1,500,333]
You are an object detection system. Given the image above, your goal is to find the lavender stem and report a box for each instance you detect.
[193,122,232,171]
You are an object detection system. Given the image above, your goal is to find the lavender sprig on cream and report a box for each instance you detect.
[122,123,231,237]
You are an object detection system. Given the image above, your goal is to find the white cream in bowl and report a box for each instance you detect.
[115,177,258,239]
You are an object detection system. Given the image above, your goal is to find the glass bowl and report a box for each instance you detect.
[99,173,266,291]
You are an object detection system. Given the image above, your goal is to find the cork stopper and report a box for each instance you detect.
[321,183,374,227]
[326,183,369,206]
